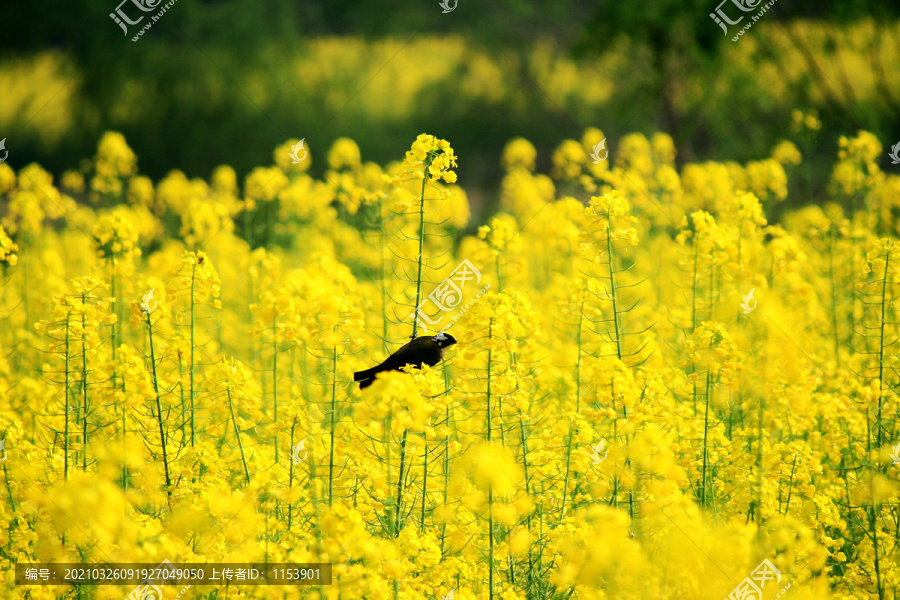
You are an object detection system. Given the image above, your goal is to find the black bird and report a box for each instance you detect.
[354,332,457,389]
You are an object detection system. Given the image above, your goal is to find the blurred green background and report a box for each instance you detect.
[2,0,899,218]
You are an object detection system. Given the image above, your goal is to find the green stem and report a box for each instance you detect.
[691,243,700,334]
[700,370,711,509]
[575,290,584,414]
[379,197,389,351]
[605,213,623,360]
[867,414,885,600]
[111,272,117,390]
[756,375,764,539]
[486,317,495,600]
[121,374,128,491]
[876,250,889,449]
[227,388,251,484]
[329,340,337,507]
[190,263,196,447]
[828,230,841,368]
[486,318,493,442]
[420,435,428,531]
[440,381,451,557]
[147,313,173,507]
[394,429,409,537]
[519,418,534,591]
[273,316,278,463]
[560,430,573,519]
[782,454,797,515]
[289,415,297,530]
[411,158,432,340]
[489,480,495,600]
[81,303,89,472]
[64,312,71,480]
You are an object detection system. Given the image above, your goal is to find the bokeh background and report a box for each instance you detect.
[4,3,900,600]
[3,0,900,223]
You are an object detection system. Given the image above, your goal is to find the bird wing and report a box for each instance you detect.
[378,338,436,371]
[353,339,415,381]
[353,337,443,382]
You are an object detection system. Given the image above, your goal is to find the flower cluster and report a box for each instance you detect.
[396,133,458,184]
[3,128,899,600]
[0,225,19,269]
[582,190,640,255]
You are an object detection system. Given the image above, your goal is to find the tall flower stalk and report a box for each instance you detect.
[392,134,457,339]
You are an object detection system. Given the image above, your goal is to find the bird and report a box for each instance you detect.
[354,332,457,389]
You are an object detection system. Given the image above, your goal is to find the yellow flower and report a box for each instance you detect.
[92,209,141,265]
[478,213,520,253]
[746,158,788,203]
[551,139,587,180]
[245,166,288,202]
[275,138,312,173]
[156,169,193,214]
[829,130,883,197]
[180,196,234,249]
[0,162,15,194]
[651,132,676,166]
[772,140,802,165]
[327,137,362,171]
[126,175,154,209]
[90,131,138,202]
[681,321,741,384]
[0,225,19,268]
[791,108,821,132]
[461,441,521,496]
[61,170,85,194]
[582,190,640,255]
[502,137,537,172]
[396,133,458,187]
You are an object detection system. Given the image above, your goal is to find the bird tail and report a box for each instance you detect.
[354,366,382,389]
[354,367,378,382]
